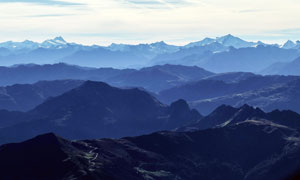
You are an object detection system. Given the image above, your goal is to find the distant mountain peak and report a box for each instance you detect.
[41,36,68,48]
[151,41,168,46]
[53,36,66,42]
[221,34,234,39]
[216,34,239,41]
[282,40,296,49]
[215,34,255,48]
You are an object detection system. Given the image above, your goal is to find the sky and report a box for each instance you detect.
[0,0,299,45]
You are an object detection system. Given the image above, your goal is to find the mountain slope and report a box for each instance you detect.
[262,56,300,75]
[202,72,256,83]
[191,78,300,114]
[158,74,298,105]
[0,114,299,180]
[0,81,201,144]
[179,104,300,131]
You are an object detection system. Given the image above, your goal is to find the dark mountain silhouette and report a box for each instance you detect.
[0,79,83,111]
[0,108,299,180]
[0,81,201,144]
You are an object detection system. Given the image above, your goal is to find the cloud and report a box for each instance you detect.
[121,0,193,9]
[238,9,264,13]
[276,28,300,34]
[262,28,300,40]
[0,0,84,6]
[24,13,74,17]
[0,0,299,45]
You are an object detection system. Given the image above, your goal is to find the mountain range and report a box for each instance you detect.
[0,104,300,180]
[158,74,300,113]
[0,35,300,73]
[1,65,300,116]
[190,78,300,115]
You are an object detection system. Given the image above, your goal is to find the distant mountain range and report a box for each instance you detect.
[0,81,201,144]
[153,45,300,73]
[0,35,300,72]
[1,104,300,180]
[0,63,213,92]
[1,64,300,115]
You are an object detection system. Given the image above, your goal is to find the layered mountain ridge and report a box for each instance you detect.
[158,74,300,114]
[0,63,213,92]
[0,81,201,144]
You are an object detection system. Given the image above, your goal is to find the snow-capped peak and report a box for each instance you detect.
[216,34,256,48]
[41,36,68,48]
[282,40,296,49]
[151,41,168,46]
[184,34,257,49]
[216,34,236,42]
[53,36,67,44]
[43,36,67,44]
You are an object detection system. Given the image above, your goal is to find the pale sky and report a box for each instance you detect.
[0,0,299,45]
